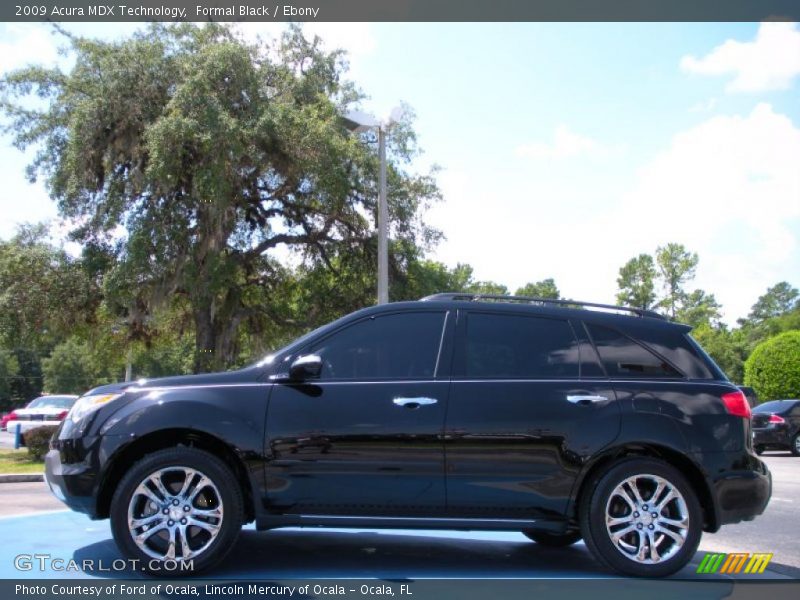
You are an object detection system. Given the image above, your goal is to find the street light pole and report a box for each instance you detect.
[377,126,389,305]
[343,108,399,305]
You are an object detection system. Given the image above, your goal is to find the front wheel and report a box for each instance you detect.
[579,458,702,577]
[110,446,244,576]
[523,530,582,547]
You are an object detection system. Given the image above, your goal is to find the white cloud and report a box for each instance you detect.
[680,22,800,92]
[689,97,718,113]
[427,104,800,324]
[0,24,61,74]
[516,125,610,160]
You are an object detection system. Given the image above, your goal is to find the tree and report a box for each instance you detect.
[516,278,560,299]
[616,254,656,309]
[42,337,97,395]
[655,243,698,318]
[0,224,98,353]
[676,289,722,329]
[1,24,440,372]
[746,282,799,324]
[0,348,20,410]
[691,324,746,383]
[744,331,800,401]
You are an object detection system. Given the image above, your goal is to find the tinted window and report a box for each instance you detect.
[587,324,681,378]
[311,312,445,380]
[753,400,799,414]
[464,313,578,378]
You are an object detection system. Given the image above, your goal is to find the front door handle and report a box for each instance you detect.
[393,397,437,408]
[566,394,609,404]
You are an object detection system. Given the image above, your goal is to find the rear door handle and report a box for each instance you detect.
[393,397,437,408]
[566,394,609,404]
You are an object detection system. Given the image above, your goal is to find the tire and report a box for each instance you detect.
[791,434,800,457]
[523,529,582,547]
[579,458,702,577]
[755,445,765,456]
[110,446,244,576]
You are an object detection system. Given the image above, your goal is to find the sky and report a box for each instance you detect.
[0,21,798,325]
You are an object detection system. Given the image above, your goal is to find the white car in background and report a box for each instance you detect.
[6,395,79,437]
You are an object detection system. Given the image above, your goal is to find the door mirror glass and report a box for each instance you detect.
[289,354,323,381]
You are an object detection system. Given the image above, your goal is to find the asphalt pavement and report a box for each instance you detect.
[0,453,796,580]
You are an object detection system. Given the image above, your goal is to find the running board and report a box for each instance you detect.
[255,514,568,533]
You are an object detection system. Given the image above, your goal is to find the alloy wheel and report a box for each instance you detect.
[127,466,224,562]
[604,473,689,564]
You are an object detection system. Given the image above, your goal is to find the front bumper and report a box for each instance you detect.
[44,447,98,517]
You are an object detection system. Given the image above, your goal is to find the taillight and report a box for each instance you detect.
[721,390,751,419]
[7,411,18,421]
[56,410,69,420]
[768,414,785,425]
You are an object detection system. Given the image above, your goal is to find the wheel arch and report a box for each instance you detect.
[96,428,257,523]
[569,443,719,533]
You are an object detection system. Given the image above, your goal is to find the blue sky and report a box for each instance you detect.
[1,21,798,323]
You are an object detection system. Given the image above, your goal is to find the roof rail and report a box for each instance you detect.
[419,292,667,320]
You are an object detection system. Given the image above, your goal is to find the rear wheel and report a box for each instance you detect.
[523,530,582,547]
[791,434,800,457]
[579,458,702,577]
[110,447,244,576]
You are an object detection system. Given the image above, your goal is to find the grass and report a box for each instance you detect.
[0,448,44,474]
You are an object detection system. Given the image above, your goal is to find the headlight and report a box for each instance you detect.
[69,393,123,423]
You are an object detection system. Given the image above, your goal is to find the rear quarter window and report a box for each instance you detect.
[586,323,681,378]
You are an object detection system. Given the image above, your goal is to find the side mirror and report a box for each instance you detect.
[289,354,323,381]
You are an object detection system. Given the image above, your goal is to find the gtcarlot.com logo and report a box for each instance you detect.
[696,552,773,574]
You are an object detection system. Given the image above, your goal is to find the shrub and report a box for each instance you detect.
[744,330,800,402]
[23,425,58,460]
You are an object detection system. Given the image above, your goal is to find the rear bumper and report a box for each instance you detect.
[710,454,771,528]
[753,427,791,448]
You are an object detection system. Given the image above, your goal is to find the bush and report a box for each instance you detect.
[744,330,800,402]
[23,425,58,460]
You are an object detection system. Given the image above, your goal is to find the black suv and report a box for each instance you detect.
[45,294,771,577]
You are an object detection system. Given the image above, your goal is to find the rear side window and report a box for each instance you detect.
[310,311,446,380]
[464,313,579,378]
[586,324,681,378]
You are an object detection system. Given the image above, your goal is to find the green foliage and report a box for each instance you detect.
[691,324,747,383]
[515,278,560,299]
[23,425,58,461]
[655,243,698,318]
[747,282,799,324]
[42,338,96,395]
[744,331,800,401]
[1,24,440,373]
[616,254,656,309]
[676,289,722,329]
[0,225,98,353]
[0,348,20,407]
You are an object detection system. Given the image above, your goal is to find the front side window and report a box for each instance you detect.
[464,312,579,378]
[587,323,681,378]
[310,312,446,380]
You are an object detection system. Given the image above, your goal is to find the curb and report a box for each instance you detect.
[0,473,44,483]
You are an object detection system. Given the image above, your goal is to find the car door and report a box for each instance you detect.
[445,310,620,518]
[265,309,453,516]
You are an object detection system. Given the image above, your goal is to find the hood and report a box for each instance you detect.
[81,366,263,397]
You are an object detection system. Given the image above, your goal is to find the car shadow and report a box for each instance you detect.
[73,529,609,579]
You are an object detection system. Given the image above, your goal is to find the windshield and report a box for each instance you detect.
[26,396,77,409]
[753,400,797,414]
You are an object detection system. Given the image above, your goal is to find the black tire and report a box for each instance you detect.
[110,446,244,576]
[523,529,582,547]
[791,434,800,457]
[755,445,765,456]
[579,458,702,577]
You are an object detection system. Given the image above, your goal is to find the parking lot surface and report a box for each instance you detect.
[0,453,796,580]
